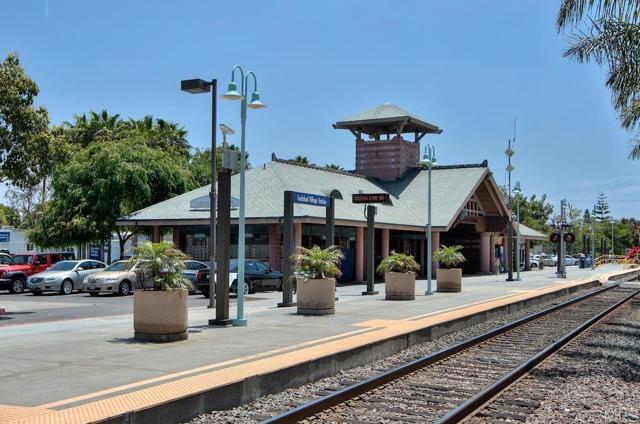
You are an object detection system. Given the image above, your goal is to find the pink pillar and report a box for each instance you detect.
[431,231,440,277]
[268,224,282,271]
[294,223,302,251]
[355,227,364,282]
[479,232,491,273]
[490,233,496,273]
[381,228,390,258]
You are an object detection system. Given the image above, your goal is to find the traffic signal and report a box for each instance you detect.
[564,233,576,243]
[550,233,560,243]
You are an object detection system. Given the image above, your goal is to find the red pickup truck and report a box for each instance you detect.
[0,252,75,294]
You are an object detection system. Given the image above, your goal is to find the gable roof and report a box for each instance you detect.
[516,223,548,241]
[118,160,506,230]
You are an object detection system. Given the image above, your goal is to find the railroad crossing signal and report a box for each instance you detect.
[550,232,575,244]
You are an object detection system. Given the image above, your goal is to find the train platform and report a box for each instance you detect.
[0,264,636,424]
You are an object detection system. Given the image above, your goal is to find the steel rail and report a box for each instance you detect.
[262,282,626,424]
[437,285,640,423]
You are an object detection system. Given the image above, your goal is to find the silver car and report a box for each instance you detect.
[27,260,107,295]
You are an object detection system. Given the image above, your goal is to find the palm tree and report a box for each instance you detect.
[557,0,640,158]
[292,155,310,165]
[325,163,345,171]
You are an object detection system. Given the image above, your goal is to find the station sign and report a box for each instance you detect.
[352,193,390,204]
[0,231,10,242]
[293,192,331,208]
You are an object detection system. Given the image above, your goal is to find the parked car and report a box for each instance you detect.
[182,260,208,292]
[0,252,75,294]
[196,259,283,298]
[0,253,11,266]
[549,255,579,266]
[82,260,140,296]
[27,260,107,295]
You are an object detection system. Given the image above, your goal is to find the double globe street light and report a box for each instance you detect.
[222,65,266,326]
[419,144,437,296]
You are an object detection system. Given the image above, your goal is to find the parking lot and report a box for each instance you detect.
[0,290,243,326]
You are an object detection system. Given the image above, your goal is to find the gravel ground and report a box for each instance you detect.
[471,287,640,424]
[187,285,604,424]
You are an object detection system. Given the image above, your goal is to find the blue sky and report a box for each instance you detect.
[2,0,639,218]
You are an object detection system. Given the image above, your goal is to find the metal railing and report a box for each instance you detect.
[594,254,633,268]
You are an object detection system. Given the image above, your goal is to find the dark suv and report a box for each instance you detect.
[196,259,283,298]
[0,252,75,294]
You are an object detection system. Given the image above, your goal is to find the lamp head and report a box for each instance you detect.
[180,79,211,94]
[419,153,431,166]
[222,81,242,100]
[247,91,266,109]
[513,181,522,195]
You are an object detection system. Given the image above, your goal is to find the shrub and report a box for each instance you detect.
[129,241,193,291]
[376,251,420,274]
[290,245,344,279]
[434,245,466,269]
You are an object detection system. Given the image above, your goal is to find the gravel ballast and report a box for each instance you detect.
[472,287,640,424]
[187,285,606,424]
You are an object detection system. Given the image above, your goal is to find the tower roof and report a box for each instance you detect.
[333,103,442,137]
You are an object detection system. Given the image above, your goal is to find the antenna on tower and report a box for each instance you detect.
[512,116,517,144]
[219,123,235,148]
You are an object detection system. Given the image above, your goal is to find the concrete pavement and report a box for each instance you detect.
[0,264,630,423]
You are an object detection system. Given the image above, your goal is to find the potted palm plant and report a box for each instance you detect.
[131,241,193,342]
[377,251,420,300]
[434,245,466,292]
[291,245,343,315]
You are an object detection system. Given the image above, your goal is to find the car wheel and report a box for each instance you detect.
[244,281,252,295]
[9,278,25,294]
[60,280,73,295]
[32,290,43,296]
[531,263,538,268]
[89,292,99,297]
[277,278,283,292]
[201,288,210,298]
[118,281,131,296]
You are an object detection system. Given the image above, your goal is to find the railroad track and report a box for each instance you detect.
[262,283,640,424]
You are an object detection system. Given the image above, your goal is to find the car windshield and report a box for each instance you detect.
[48,261,78,271]
[106,261,132,272]
[9,255,32,265]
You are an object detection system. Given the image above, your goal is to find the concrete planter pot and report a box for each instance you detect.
[384,271,416,300]
[437,268,462,292]
[134,289,189,342]
[296,277,335,315]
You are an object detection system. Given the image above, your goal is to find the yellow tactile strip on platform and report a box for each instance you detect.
[0,405,54,424]
[3,269,636,424]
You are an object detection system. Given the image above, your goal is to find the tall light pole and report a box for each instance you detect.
[591,205,596,269]
[513,181,522,281]
[181,78,217,311]
[419,145,437,295]
[505,137,515,281]
[611,219,615,256]
[222,65,266,327]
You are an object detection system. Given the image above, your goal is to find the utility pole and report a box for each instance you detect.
[557,199,567,278]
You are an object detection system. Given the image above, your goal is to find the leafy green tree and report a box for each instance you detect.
[0,53,64,188]
[29,139,195,257]
[557,0,640,157]
[325,163,345,171]
[0,204,20,227]
[189,145,244,186]
[292,155,310,165]
[512,192,554,234]
[123,115,190,157]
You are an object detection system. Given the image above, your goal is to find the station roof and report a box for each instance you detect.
[119,159,509,232]
[333,103,442,137]
[516,223,548,241]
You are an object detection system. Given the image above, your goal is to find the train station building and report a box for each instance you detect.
[118,104,546,280]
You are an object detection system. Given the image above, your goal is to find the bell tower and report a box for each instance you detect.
[334,103,442,181]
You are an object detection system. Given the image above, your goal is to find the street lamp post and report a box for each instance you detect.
[222,65,266,327]
[181,78,217,311]
[591,205,596,269]
[505,138,515,281]
[419,145,437,295]
[611,219,615,256]
[513,181,522,281]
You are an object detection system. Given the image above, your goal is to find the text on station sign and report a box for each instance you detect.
[352,193,390,204]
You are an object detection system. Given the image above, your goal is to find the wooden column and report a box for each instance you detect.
[525,240,531,270]
[490,233,496,273]
[268,224,282,271]
[381,228,390,258]
[152,225,160,243]
[431,231,440,277]
[355,227,364,282]
[479,232,491,273]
